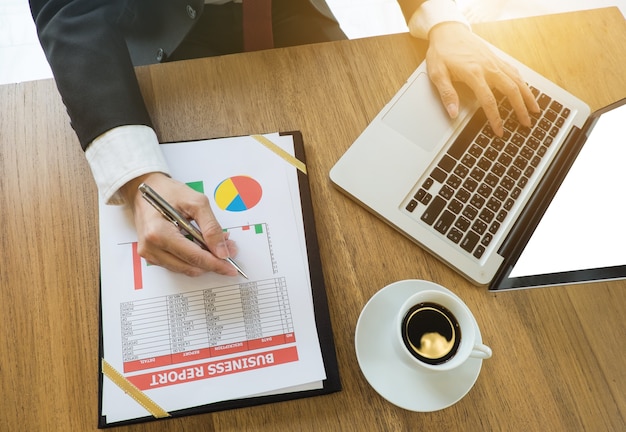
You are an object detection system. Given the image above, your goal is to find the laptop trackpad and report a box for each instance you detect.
[381,72,453,153]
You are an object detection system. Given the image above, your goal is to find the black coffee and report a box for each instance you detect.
[401,302,461,365]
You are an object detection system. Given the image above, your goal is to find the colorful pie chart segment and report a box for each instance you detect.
[214,175,262,212]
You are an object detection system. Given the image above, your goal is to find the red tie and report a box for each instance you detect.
[242,0,274,51]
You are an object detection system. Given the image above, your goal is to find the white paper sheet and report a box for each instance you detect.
[99,133,326,423]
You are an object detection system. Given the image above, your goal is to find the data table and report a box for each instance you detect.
[121,278,295,373]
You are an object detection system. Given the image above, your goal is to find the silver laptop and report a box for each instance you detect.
[330,42,624,289]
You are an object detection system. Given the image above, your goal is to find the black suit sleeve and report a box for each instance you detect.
[30,0,153,150]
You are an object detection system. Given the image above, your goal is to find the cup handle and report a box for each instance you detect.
[470,343,493,359]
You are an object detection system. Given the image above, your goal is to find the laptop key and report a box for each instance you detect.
[462,205,478,220]
[492,138,505,151]
[518,126,531,137]
[544,110,557,123]
[431,167,447,183]
[501,176,515,190]
[434,210,455,234]
[507,166,522,181]
[530,155,541,167]
[486,197,501,212]
[532,128,546,140]
[489,221,501,234]
[550,100,563,113]
[469,144,483,158]
[494,186,508,201]
[455,216,471,232]
[476,134,490,147]
[472,219,487,235]
[492,162,506,177]
[414,188,427,202]
[485,173,499,187]
[479,208,495,224]
[421,196,446,225]
[460,231,480,253]
[538,93,551,110]
[496,209,508,222]
[446,174,462,189]
[438,154,456,172]
[461,154,477,168]
[463,177,478,192]
[470,194,486,209]
[439,185,455,200]
[406,200,418,212]
[454,164,469,178]
[447,228,463,244]
[470,167,486,182]
[455,188,471,203]
[504,118,518,133]
[478,156,492,171]
[448,199,463,214]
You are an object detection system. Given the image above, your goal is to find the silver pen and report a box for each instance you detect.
[138,182,248,279]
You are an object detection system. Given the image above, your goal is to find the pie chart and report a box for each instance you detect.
[214,175,263,212]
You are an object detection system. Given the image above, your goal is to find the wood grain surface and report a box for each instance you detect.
[1,7,624,432]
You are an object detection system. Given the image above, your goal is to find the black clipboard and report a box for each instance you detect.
[98,131,341,428]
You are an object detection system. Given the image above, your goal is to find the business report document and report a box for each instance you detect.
[98,133,333,426]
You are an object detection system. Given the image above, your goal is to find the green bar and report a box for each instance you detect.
[186,181,204,194]
[255,224,264,234]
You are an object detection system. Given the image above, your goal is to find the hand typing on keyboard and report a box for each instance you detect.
[404,80,571,261]
[425,22,540,136]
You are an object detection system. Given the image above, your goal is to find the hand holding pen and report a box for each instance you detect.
[119,173,245,278]
[139,182,247,278]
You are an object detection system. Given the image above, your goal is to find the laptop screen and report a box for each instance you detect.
[494,98,626,289]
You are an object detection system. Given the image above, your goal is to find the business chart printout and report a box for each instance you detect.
[99,134,325,423]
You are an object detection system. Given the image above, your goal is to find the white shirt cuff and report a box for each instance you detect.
[408,0,471,40]
[85,125,171,205]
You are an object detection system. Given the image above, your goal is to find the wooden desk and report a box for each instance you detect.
[1,7,624,431]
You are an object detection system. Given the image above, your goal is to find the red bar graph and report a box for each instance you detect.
[132,242,142,290]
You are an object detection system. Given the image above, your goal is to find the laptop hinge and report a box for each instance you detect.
[491,125,587,289]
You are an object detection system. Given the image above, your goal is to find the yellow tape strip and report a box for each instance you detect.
[101,359,171,419]
[252,135,307,174]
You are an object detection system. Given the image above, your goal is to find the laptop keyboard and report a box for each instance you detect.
[405,87,571,259]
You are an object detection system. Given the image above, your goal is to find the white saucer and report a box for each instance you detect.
[355,280,484,412]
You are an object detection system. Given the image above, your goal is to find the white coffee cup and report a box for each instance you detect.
[394,289,492,372]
